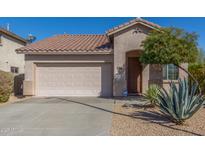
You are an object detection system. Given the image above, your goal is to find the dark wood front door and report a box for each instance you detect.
[127,57,142,94]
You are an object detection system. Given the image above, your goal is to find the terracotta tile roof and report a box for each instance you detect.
[106,17,161,35]
[0,28,27,44]
[16,34,112,54]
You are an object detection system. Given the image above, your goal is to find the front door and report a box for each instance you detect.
[127,57,142,94]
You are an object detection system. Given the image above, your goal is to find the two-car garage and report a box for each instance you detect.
[17,34,114,97]
[35,63,113,97]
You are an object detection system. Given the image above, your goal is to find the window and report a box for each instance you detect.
[163,64,179,80]
[10,66,19,74]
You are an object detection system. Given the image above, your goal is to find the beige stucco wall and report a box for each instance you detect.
[23,54,113,95]
[0,35,25,74]
[112,24,189,96]
[113,24,153,96]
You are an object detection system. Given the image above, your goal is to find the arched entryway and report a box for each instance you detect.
[126,50,142,94]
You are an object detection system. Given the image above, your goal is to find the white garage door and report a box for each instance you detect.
[35,63,112,97]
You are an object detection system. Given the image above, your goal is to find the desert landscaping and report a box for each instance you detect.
[111,100,205,136]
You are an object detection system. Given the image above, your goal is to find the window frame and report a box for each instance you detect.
[163,64,179,80]
[10,66,19,74]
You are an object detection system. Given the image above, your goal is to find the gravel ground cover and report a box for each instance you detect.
[111,102,205,136]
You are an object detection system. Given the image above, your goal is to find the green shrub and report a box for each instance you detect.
[0,71,14,103]
[188,63,205,94]
[145,84,160,107]
[157,78,204,125]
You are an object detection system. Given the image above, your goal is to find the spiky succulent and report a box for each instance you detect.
[145,84,160,107]
[157,78,205,125]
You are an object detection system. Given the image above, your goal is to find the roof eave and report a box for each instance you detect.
[16,50,113,55]
[0,29,27,44]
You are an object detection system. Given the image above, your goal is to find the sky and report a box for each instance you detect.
[0,17,205,51]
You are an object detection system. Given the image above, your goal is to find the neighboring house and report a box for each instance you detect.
[16,18,187,97]
[0,28,27,74]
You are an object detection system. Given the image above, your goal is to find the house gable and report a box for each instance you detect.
[113,23,153,52]
[111,21,160,96]
[106,18,161,37]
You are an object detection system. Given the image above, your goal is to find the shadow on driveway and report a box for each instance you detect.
[55,97,203,136]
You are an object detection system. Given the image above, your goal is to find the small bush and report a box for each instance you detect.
[145,84,160,107]
[0,70,14,103]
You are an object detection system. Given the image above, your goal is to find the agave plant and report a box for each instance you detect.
[145,84,160,107]
[157,78,205,125]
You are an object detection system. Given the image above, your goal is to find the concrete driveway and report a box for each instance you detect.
[0,97,114,136]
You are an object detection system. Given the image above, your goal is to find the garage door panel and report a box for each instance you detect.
[36,63,112,97]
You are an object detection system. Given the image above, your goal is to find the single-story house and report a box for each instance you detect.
[16,18,187,97]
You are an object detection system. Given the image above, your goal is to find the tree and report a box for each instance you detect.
[195,48,205,64]
[188,48,205,94]
[189,63,205,94]
[140,27,200,93]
